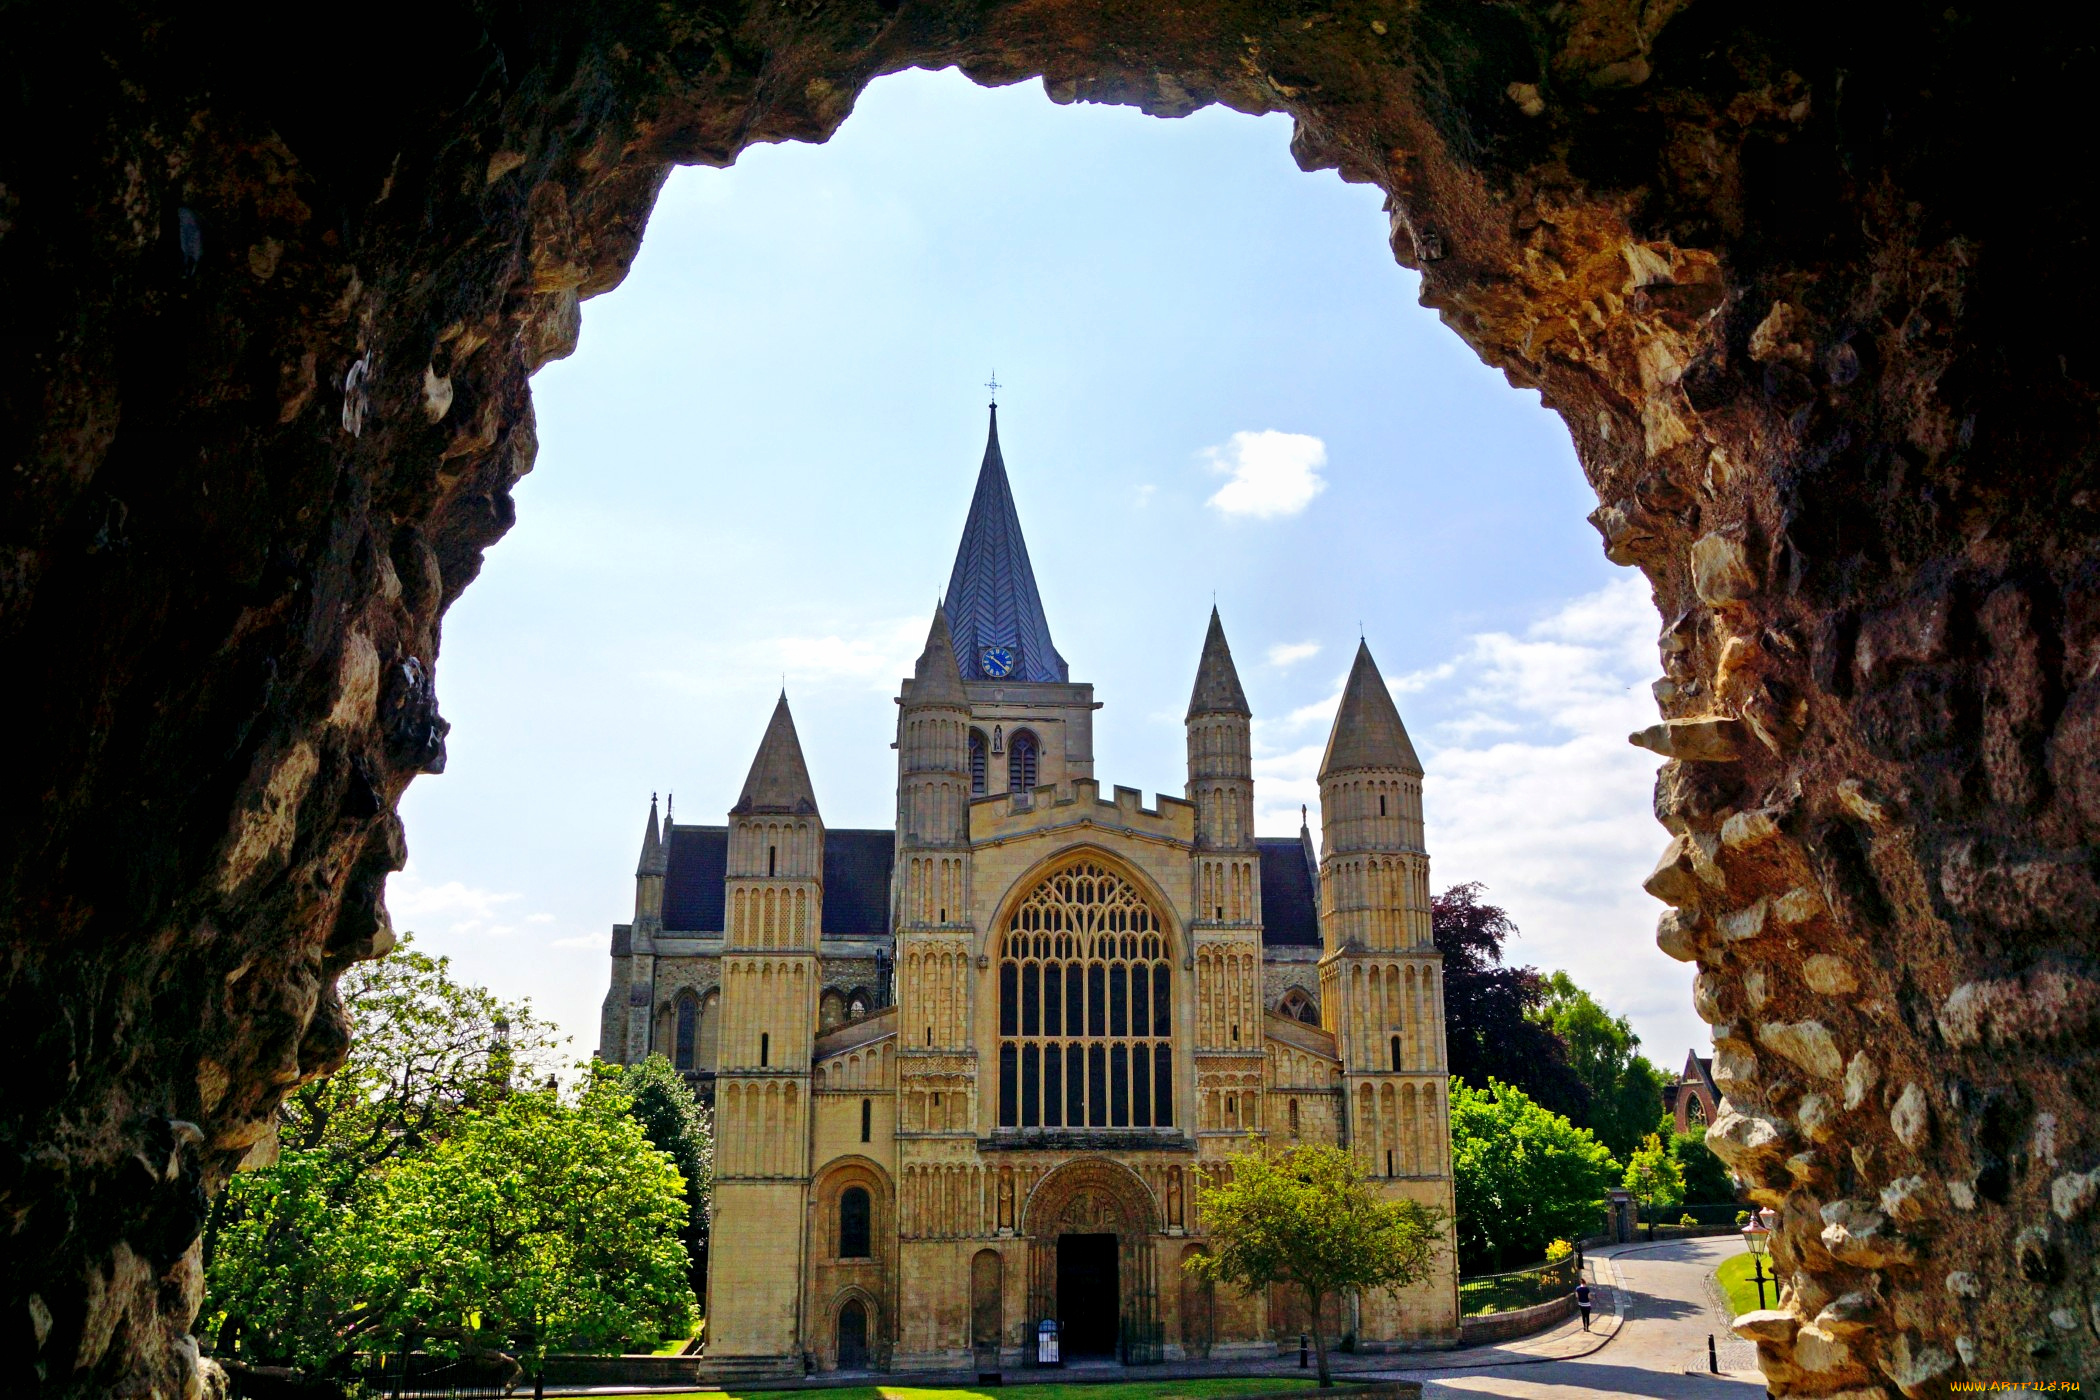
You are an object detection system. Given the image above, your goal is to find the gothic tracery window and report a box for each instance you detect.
[997,860,1173,1131]
[1007,729,1039,793]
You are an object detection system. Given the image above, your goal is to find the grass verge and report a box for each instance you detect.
[1714,1252,1777,1317]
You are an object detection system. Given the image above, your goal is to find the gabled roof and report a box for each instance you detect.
[1319,641,1423,779]
[1186,608,1251,719]
[944,405,1068,684]
[660,824,895,937]
[734,692,819,815]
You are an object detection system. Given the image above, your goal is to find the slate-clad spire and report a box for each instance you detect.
[637,793,666,876]
[1186,607,1252,719]
[908,602,969,708]
[1319,641,1424,778]
[943,404,1068,683]
[734,692,820,814]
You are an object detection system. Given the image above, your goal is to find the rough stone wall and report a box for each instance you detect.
[2,1,2094,1394]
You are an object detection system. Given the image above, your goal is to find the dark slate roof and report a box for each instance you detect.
[823,829,895,936]
[944,405,1069,683]
[662,826,728,932]
[660,824,894,938]
[1257,837,1321,946]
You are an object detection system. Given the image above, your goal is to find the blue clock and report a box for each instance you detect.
[981,645,1015,678]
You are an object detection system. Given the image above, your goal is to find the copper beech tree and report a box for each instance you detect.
[1186,1145,1445,1386]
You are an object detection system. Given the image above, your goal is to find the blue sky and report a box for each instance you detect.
[390,68,1698,1075]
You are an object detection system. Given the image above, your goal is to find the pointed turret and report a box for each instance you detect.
[734,692,819,815]
[637,792,666,876]
[908,603,969,708]
[1319,641,1423,779]
[1186,607,1252,719]
[944,405,1068,683]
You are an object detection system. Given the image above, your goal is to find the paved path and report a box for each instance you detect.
[1377,1237,1769,1399]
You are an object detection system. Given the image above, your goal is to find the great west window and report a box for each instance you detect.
[998,860,1173,1129]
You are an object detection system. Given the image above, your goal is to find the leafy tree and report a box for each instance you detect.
[1448,1078,1619,1272]
[1533,971,1671,1162]
[1433,885,1588,1121]
[202,935,560,1373]
[621,1055,714,1292]
[365,1070,697,1363]
[1187,1145,1445,1386]
[1671,1125,1738,1204]
[1622,1133,1685,1223]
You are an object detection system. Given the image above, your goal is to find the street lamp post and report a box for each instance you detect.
[1740,1207,1777,1310]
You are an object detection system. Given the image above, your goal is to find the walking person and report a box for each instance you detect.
[1575,1278,1593,1331]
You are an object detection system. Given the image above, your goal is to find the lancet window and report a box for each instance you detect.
[1007,729,1039,793]
[997,860,1174,1130]
[969,730,988,796]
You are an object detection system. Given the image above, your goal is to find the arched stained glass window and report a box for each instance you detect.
[674,993,698,1070]
[969,729,988,796]
[1008,729,1039,793]
[997,859,1173,1130]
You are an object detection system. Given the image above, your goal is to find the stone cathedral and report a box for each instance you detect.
[597,408,1458,1376]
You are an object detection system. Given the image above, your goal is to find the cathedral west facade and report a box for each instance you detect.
[597,409,1458,1376]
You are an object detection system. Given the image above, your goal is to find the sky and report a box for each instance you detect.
[388,67,1698,1078]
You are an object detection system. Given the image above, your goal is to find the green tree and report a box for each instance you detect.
[364,1070,697,1364]
[1533,971,1670,1162]
[1671,1125,1737,1204]
[1186,1145,1445,1387]
[1622,1132,1686,1225]
[621,1055,714,1293]
[1448,1079,1619,1273]
[201,935,561,1373]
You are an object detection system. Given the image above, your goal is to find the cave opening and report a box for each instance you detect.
[5,5,2099,1394]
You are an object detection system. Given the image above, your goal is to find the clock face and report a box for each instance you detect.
[981,645,1016,678]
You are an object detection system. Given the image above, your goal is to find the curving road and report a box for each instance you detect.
[1384,1236,1769,1399]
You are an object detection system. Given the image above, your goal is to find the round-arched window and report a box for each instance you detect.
[839,1185,872,1258]
[997,860,1173,1130]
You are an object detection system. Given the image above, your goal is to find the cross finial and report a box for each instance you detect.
[985,370,1001,405]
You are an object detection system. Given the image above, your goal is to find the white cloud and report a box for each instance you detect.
[1203,430,1328,519]
[1250,576,1702,1058]
[550,933,605,949]
[642,615,928,699]
[1267,640,1321,669]
[385,865,528,940]
[1133,484,1157,508]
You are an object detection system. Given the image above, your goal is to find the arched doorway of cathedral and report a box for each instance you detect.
[1020,1158,1161,1361]
[833,1291,877,1372]
[1177,1243,1215,1360]
[810,1157,893,1371]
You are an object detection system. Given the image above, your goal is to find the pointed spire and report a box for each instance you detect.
[637,793,666,876]
[1186,607,1252,719]
[734,693,820,815]
[1319,641,1423,779]
[908,603,969,707]
[944,405,1068,683]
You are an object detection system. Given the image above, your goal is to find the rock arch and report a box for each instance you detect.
[4,3,2095,1392]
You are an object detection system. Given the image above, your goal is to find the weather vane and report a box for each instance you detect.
[985,370,1001,404]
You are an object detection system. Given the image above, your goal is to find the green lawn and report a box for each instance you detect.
[1715,1252,1779,1317]
[643,1380,1328,1400]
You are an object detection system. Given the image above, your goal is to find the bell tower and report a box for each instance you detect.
[705,693,823,1370]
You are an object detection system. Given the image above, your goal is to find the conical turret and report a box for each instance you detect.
[1319,641,1423,780]
[907,603,969,709]
[734,692,819,816]
[1186,607,1252,719]
[637,792,667,876]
